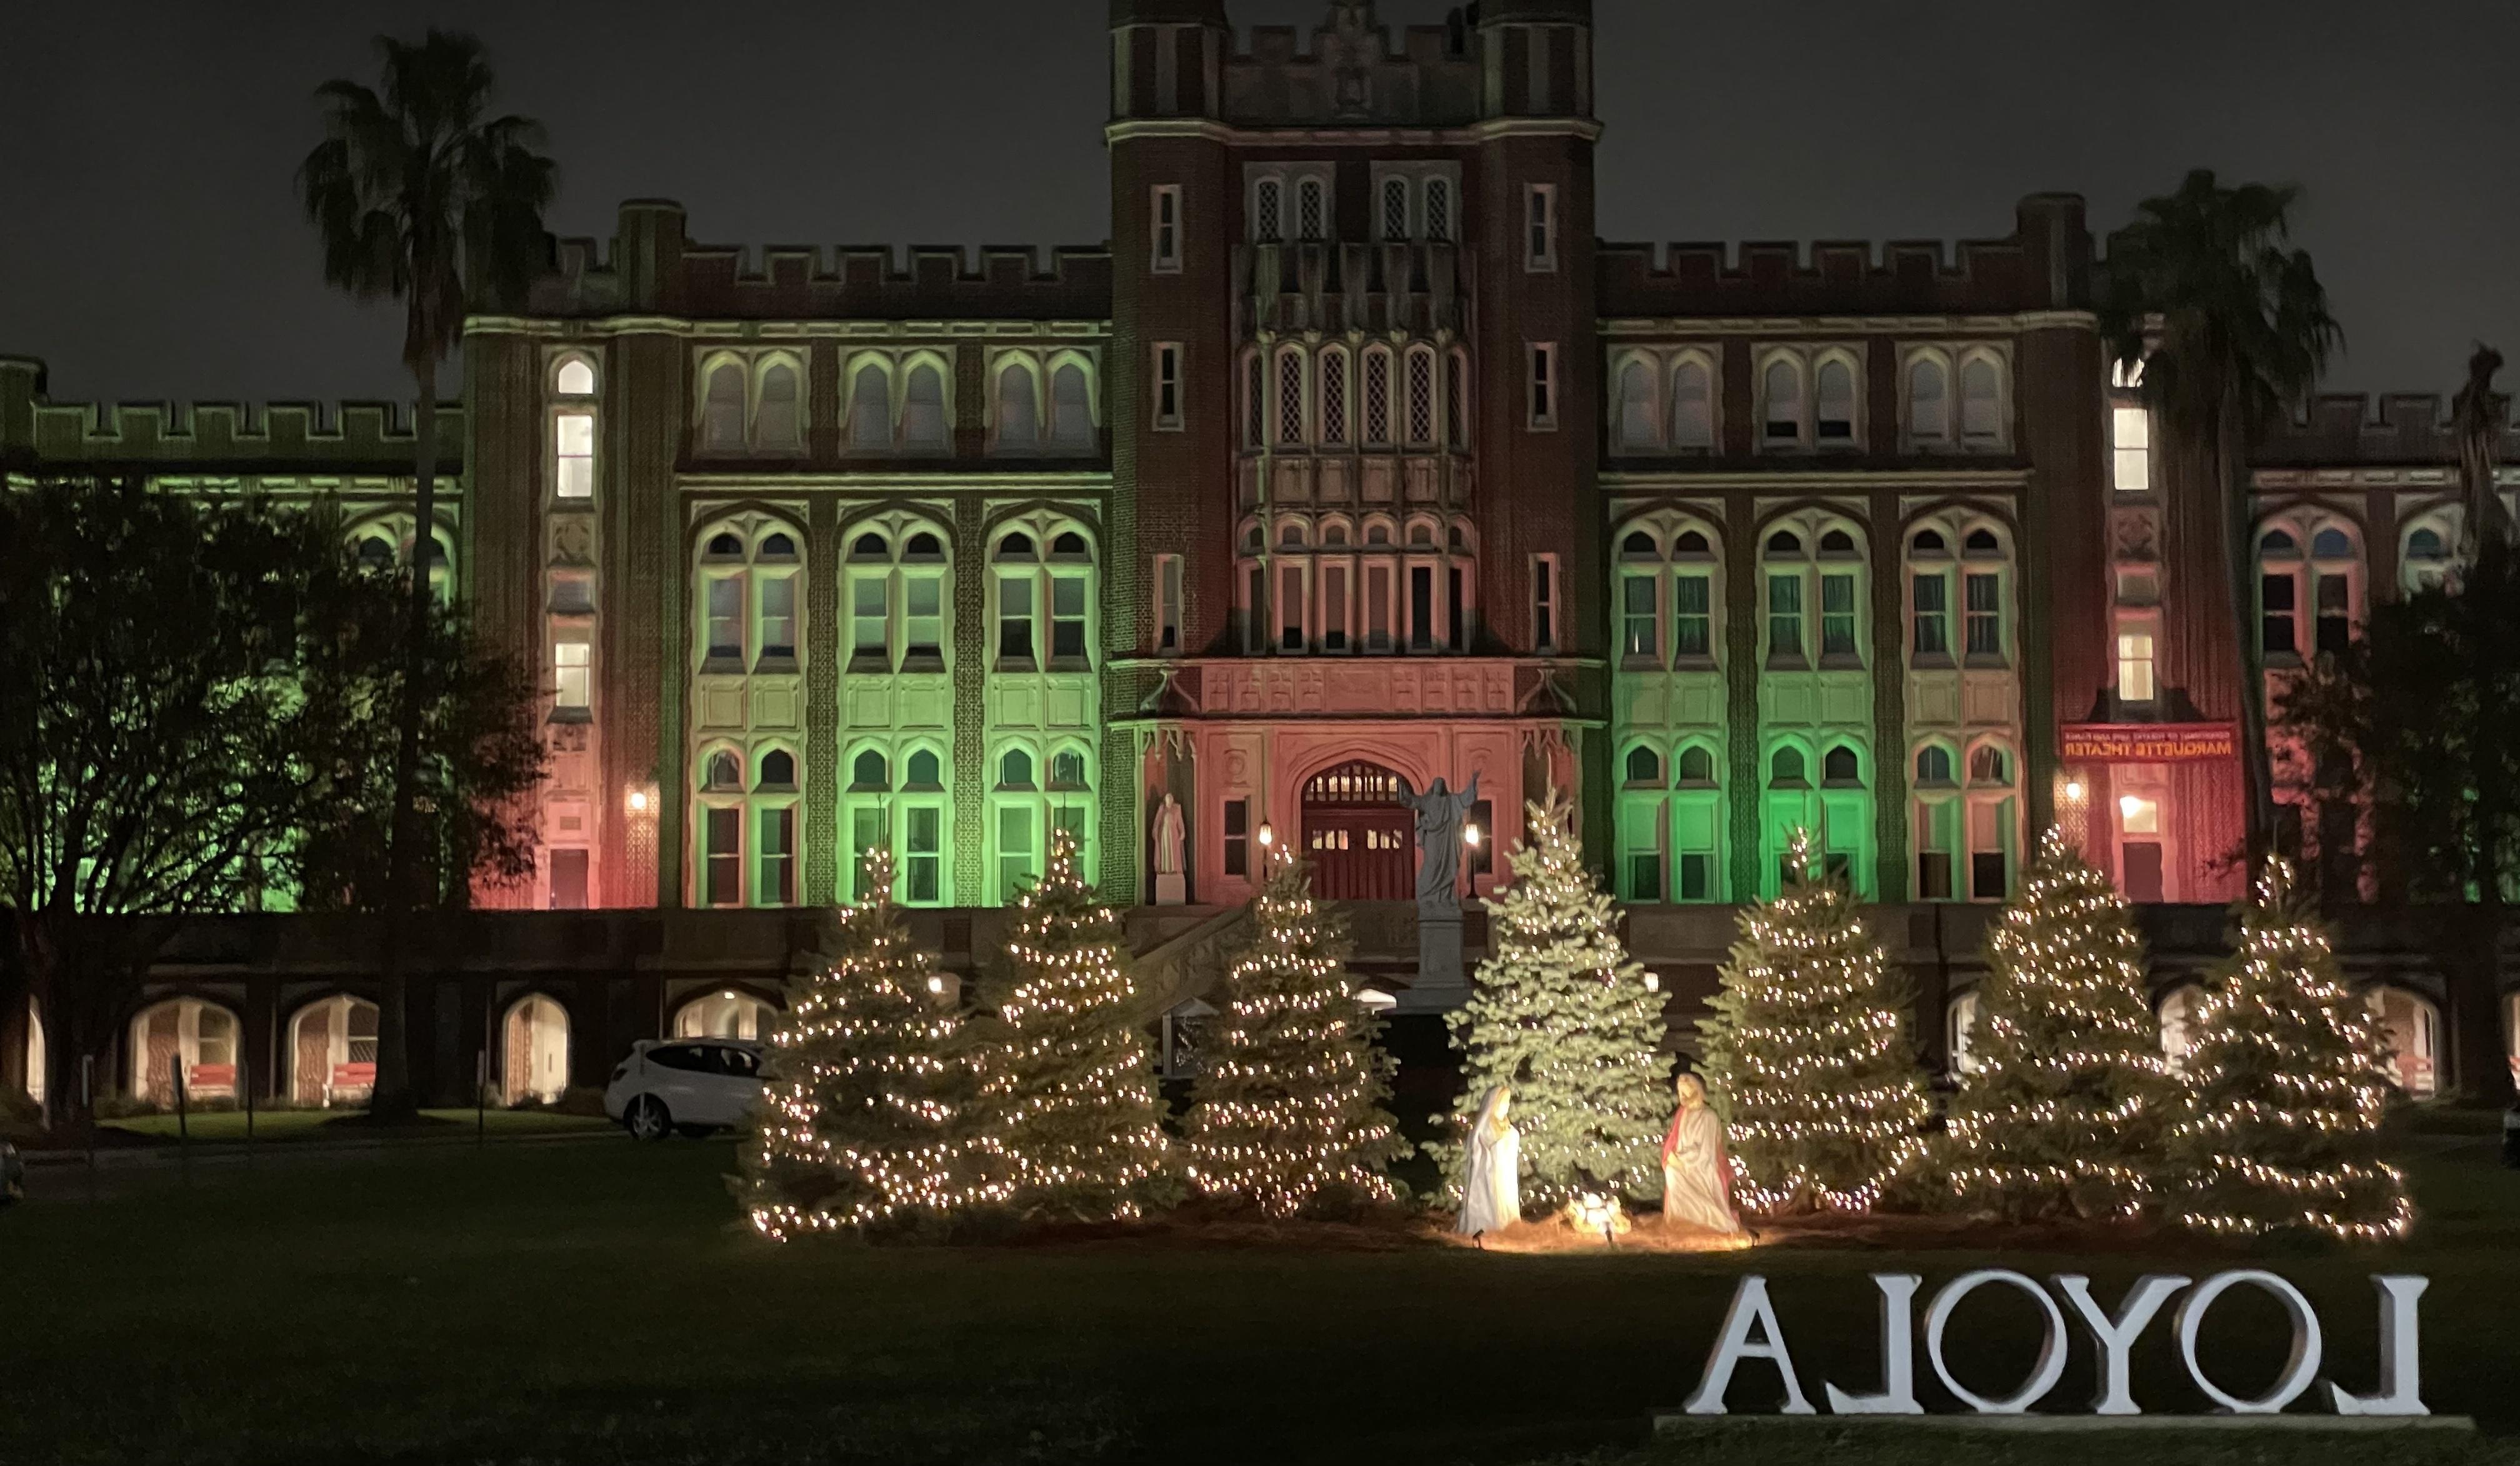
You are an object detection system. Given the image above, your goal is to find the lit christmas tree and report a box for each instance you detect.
[1944,828,2177,1221]
[1182,849,1408,1217]
[2171,857,2413,1240]
[739,847,997,1242]
[974,830,1173,1222]
[1436,792,1671,1210]
[1698,829,1929,1213]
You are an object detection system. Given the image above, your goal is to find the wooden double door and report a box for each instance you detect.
[1302,761,1414,901]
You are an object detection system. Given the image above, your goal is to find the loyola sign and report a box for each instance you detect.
[1683,1270,2429,1418]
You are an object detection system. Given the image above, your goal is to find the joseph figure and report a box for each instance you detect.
[1397,771,1481,915]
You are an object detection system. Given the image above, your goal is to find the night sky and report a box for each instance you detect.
[4,1,2514,407]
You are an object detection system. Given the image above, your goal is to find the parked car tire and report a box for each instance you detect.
[624,1095,672,1142]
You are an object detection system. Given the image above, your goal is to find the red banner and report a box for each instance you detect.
[2060,722,2238,764]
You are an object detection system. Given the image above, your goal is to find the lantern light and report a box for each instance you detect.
[1257,822,1276,849]
[626,787,652,815]
[2064,780,2084,800]
[1464,823,1482,848]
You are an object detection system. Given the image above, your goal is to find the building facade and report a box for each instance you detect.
[5,0,2516,1108]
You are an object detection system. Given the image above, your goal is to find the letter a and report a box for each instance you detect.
[1824,1274,1923,1414]
[2330,1275,2430,1416]
[1683,1276,1815,1415]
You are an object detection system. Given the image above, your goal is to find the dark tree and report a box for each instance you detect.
[0,481,320,1134]
[299,29,556,1116]
[288,541,545,915]
[2281,546,2520,1107]
[2104,171,2342,863]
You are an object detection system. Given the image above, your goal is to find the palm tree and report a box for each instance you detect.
[2103,170,2341,865]
[299,30,555,1119]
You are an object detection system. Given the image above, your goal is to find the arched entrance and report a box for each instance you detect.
[128,998,239,1105]
[288,995,379,1107]
[1302,761,1412,900]
[502,995,571,1105]
[2366,986,2439,1099]
[674,990,778,1040]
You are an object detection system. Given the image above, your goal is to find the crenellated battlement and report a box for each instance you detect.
[1221,14,1484,127]
[0,357,461,477]
[2252,391,2520,468]
[1596,196,2092,321]
[528,201,1112,324]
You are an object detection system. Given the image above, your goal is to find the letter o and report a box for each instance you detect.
[1924,1269,2069,1414]
[2176,1270,2322,1414]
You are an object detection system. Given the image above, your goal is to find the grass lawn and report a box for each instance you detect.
[0,1132,2514,1466]
[94,1107,614,1145]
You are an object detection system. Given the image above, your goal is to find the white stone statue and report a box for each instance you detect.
[1660,1072,1744,1236]
[1457,1083,1521,1239]
[1152,792,1186,875]
[1397,770,1481,915]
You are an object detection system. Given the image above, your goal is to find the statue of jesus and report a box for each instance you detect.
[1396,770,1481,915]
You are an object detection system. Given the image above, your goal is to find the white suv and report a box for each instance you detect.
[604,1038,765,1140]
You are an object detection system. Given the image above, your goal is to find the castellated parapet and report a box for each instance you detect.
[2252,391,2520,468]
[528,201,1112,323]
[1598,196,2093,320]
[0,357,461,478]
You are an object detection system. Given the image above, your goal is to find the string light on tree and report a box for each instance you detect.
[972,829,1173,1222]
[1182,845,1408,1218]
[2170,857,2412,1241]
[1943,828,2177,1221]
[1436,791,1671,1210]
[739,846,1001,1241]
[1698,828,1929,1214]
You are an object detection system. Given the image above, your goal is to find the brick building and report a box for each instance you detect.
[4,0,2515,1110]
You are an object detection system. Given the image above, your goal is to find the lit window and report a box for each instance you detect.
[554,411,594,499]
[2118,632,2156,703]
[2112,405,2151,492]
[2119,794,2161,835]
[554,359,596,397]
[554,641,591,709]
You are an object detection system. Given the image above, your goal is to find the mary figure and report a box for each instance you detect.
[1457,1084,1521,1238]
[1660,1072,1744,1235]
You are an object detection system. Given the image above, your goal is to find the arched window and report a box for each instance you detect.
[754,359,802,450]
[1963,528,1999,554]
[1678,745,1717,785]
[1823,744,1862,784]
[2312,527,2353,559]
[1050,749,1089,788]
[1405,347,1437,446]
[1362,349,1392,445]
[1908,356,1949,444]
[1244,350,1266,449]
[1050,363,1094,447]
[1622,530,1656,557]
[1424,176,1452,242]
[1669,357,1714,449]
[759,749,797,789]
[1001,749,1034,788]
[2404,522,2452,594]
[1912,529,1946,554]
[851,749,888,790]
[1820,529,1856,554]
[2261,529,2299,556]
[1625,745,1663,785]
[706,751,744,791]
[1297,177,1326,240]
[1968,745,2010,785]
[1277,348,1307,446]
[1767,531,1802,555]
[1916,745,1954,785]
[700,360,746,451]
[899,748,938,787]
[849,362,892,450]
[1675,530,1710,554]
[1319,347,1350,445]
[126,998,241,1104]
[902,362,948,449]
[1771,747,1806,785]
[996,364,1039,449]
[501,995,570,1105]
[554,358,596,397]
[1254,177,1284,241]
[851,532,888,561]
[1959,356,2002,442]
[1762,358,1802,444]
[356,536,395,571]
[1814,359,1856,442]
[1616,359,1658,449]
